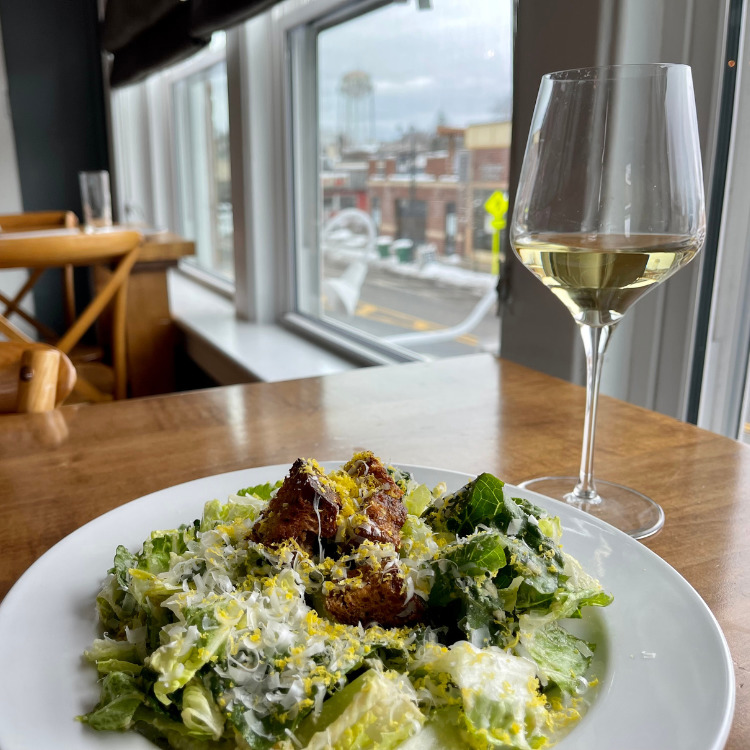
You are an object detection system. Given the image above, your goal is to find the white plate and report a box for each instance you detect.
[0,463,735,750]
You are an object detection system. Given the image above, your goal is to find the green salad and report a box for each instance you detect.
[80,451,612,749]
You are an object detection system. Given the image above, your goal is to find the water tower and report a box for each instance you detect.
[339,71,374,148]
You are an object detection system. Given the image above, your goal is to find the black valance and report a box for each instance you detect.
[190,0,280,38]
[102,0,180,53]
[103,0,279,88]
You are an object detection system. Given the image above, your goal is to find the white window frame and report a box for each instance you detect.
[698,0,750,438]
[165,42,235,289]
[111,37,236,296]
[229,0,427,365]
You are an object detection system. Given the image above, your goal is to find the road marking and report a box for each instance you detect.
[355,301,479,346]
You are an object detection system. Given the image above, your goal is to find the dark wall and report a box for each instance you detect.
[499,0,606,384]
[0,0,109,330]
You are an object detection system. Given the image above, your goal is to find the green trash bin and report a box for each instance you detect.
[377,236,392,258]
[392,239,414,263]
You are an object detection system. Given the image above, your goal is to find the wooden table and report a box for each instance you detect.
[0,354,747,746]
[1,226,194,398]
[94,230,195,397]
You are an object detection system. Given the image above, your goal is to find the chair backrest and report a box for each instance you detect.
[0,343,77,413]
[0,210,78,232]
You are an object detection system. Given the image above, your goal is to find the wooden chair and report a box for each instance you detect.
[0,211,80,338]
[0,342,76,413]
[0,210,78,232]
[0,229,142,402]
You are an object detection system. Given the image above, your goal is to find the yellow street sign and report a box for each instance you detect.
[484,190,508,220]
[484,191,508,275]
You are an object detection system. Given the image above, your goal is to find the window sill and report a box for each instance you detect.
[177,258,235,300]
[167,269,360,384]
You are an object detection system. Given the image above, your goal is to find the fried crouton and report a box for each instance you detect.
[251,458,340,553]
[357,491,407,548]
[325,562,424,627]
[344,452,407,549]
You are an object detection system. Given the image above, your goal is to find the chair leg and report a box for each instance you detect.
[2,268,45,317]
[71,374,112,403]
[55,248,138,403]
[112,280,128,400]
[0,314,34,343]
[0,269,58,341]
[63,264,76,328]
[56,249,138,354]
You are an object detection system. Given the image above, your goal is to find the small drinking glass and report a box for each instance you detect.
[510,64,705,539]
[78,170,112,231]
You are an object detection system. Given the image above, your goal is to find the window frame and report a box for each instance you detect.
[696,0,750,438]
[233,0,431,363]
[164,41,235,287]
[110,36,236,295]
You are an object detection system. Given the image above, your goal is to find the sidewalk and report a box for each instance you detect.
[323,245,497,295]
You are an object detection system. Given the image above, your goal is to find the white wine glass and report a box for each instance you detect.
[510,64,705,539]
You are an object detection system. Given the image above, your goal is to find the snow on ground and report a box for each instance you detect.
[323,245,496,295]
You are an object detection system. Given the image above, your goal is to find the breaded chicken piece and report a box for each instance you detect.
[344,452,407,549]
[325,562,424,627]
[251,458,340,553]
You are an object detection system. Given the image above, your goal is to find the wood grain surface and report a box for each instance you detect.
[0,354,747,746]
[137,232,195,264]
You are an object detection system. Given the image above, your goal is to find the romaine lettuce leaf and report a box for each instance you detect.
[396,707,467,750]
[414,642,549,750]
[516,622,593,695]
[201,486,276,532]
[295,669,424,750]
[236,482,279,500]
[180,678,225,740]
[139,525,198,574]
[147,597,243,705]
[84,636,140,664]
[134,701,233,750]
[222,703,281,750]
[111,545,139,589]
[426,475,565,573]
[127,568,183,607]
[430,531,508,608]
[78,672,145,732]
[94,658,143,676]
[404,484,433,517]
[426,473,507,535]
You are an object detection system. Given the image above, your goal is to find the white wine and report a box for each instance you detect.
[513,232,701,326]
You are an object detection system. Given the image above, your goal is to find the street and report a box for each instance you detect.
[323,261,501,358]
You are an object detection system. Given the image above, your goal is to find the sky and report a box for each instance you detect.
[318,0,513,144]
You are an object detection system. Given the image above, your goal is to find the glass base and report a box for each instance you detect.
[517,476,665,540]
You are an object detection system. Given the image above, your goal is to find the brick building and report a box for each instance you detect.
[362,120,511,260]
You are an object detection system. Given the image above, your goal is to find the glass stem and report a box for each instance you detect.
[571,323,614,503]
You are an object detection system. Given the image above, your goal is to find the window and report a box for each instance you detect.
[291,0,512,358]
[445,202,457,255]
[371,196,381,233]
[171,42,233,282]
[108,0,729,427]
[110,33,234,288]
